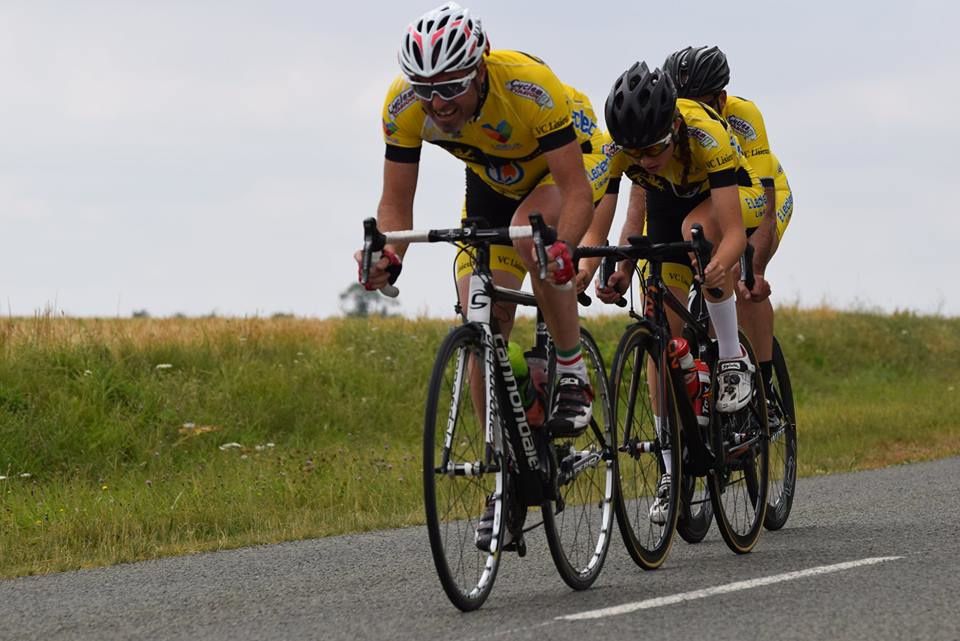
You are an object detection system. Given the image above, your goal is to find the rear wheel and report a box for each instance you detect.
[764,336,797,530]
[708,333,769,554]
[610,324,680,570]
[423,325,503,611]
[543,328,617,590]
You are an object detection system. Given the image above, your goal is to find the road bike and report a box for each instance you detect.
[360,215,616,611]
[678,246,798,537]
[575,226,769,568]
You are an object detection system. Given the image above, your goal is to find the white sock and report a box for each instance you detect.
[654,415,672,477]
[706,295,741,360]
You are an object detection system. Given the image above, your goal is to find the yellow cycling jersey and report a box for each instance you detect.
[381,50,597,199]
[564,83,607,153]
[607,98,762,199]
[722,95,785,187]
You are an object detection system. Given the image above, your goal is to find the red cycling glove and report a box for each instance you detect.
[359,249,402,291]
[546,241,574,285]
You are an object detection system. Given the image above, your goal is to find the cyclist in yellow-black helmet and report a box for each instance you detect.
[664,45,794,402]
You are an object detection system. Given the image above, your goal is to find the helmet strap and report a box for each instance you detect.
[470,66,489,122]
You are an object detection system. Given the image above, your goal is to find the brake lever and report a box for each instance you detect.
[361,217,399,298]
[690,224,723,299]
[597,245,627,307]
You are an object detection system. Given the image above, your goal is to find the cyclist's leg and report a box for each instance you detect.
[682,196,754,412]
[510,153,609,434]
[511,186,592,434]
[643,198,697,519]
[737,178,793,385]
[455,172,528,427]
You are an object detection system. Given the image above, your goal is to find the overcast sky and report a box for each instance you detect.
[2,1,957,319]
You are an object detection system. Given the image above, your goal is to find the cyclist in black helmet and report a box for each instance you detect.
[582,61,765,524]
[664,45,794,405]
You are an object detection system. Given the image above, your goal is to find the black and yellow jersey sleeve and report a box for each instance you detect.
[379,50,587,199]
[723,95,779,186]
[607,98,760,198]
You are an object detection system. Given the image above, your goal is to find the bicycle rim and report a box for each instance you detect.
[611,325,680,570]
[543,328,616,590]
[423,325,503,611]
[764,336,797,530]
[708,333,769,554]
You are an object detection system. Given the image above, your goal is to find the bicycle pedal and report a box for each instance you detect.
[503,535,527,557]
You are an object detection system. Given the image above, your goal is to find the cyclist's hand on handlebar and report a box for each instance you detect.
[737,273,772,302]
[536,241,575,285]
[702,258,729,291]
[354,247,402,291]
[575,268,592,295]
[596,270,629,304]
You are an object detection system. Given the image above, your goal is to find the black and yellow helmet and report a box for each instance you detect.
[604,62,677,148]
[663,46,730,98]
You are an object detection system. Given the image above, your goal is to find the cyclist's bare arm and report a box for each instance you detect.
[614,182,648,275]
[702,184,746,291]
[377,159,419,256]
[593,183,649,303]
[576,192,617,293]
[542,139,594,246]
[355,159,419,290]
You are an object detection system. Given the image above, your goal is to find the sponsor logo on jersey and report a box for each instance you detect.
[534,116,569,136]
[777,192,794,224]
[482,120,513,143]
[486,161,525,186]
[601,141,621,158]
[705,153,734,170]
[382,119,399,138]
[745,194,767,213]
[688,126,719,149]
[387,88,417,119]
[505,80,555,108]
[587,156,609,183]
[726,114,758,141]
[571,109,597,137]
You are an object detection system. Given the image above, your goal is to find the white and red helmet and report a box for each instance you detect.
[399,3,488,79]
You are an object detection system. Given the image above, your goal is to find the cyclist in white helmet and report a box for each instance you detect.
[357,2,611,438]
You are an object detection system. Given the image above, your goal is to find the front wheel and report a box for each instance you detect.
[764,336,798,530]
[610,324,681,570]
[423,324,503,611]
[543,327,617,590]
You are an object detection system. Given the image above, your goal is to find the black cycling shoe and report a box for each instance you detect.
[474,495,513,552]
[546,375,593,437]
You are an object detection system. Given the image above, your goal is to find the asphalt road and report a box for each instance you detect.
[2,457,958,641]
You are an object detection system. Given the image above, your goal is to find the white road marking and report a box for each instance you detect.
[558,556,903,621]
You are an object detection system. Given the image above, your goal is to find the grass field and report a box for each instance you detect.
[1,308,958,578]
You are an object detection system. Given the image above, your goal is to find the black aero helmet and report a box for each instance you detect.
[663,46,730,98]
[605,61,677,148]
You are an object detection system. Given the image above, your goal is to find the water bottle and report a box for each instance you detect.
[692,358,710,427]
[507,341,528,380]
[507,342,546,427]
[668,338,709,427]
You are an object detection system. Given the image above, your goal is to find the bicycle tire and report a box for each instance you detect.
[610,324,681,570]
[708,331,769,554]
[542,327,617,590]
[763,336,798,530]
[423,324,504,611]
